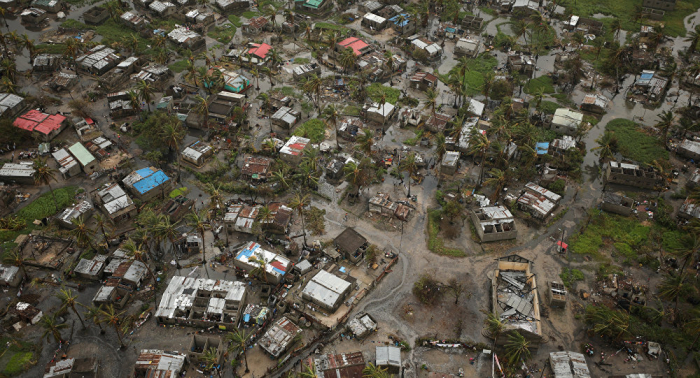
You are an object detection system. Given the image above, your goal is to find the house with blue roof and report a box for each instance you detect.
[388,13,416,36]
[233,241,292,284]
[122,166,173,201]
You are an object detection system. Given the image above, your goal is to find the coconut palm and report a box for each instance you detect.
[482,72,495,102]
[122,238,157,283]
[289,193,310,246]
[685,25,700,55]
[160,117,186,182]
[186,210,209,271]
[201,347,222,377]
[339,47,357,73]
[57,287,86,329]
[362,363,389,378]
[611,18,623,40]
[424,88,438,116]
[227,329,251,373]
[658,273,693,315]
[256,205,275,227]
[136,79,154,112]
[484,168,508,201]
[591,131,618,162]
[40,313,68,343]
[271,168,291,189]
[93,214,111,247]
[504,332,530,365]
[399,152,418,198]
[0,7,8,29]
[205,183,225,216]
[484,312,504,346]
[248,251,270,281]
[0,76,16,94]
[303,74,323,108]
[70,216,96,251]
[685,309,700,350]
[99,304,126,349]
[673,234,700,275]
[356,128,375,156]
[185,59,198,86]
[344,159,371,197]
[84,304,106,334]
[468,132,491,186]
[2,249,29,280]
[32,158,58,212]
[435,132,446,163]
[655,110,674,149]
[324,104,340,149]
[261,66,274,88]
[300,362,318,378]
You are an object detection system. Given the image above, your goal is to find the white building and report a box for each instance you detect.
[551,108,584,136]
[301,270,353,311]
[233,241,291,284]
[280,136,310,165]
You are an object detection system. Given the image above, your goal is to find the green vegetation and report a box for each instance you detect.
[293,57,311,64]
[209,25,237,44]
[606,119,668,165]
[169,187,188,198]
[96,20,151,54]
[403,130,424,146]
[60,19,94,30]
[314,22,344,31]
[0,187,77,243]
[36,43,67,54]
[427,210,467,257]
[478,6,497,16]
[0,338,37,377]
[562,0,700,37]
[569,210,652,263]
[241,11,259,18]
[524,75,555,94]
[168,60,189,73]
[537,100,560,115]
[293,119,327,143]
[560,268,585,289]
[343,105,360,116]
[443,54,498,96]
[366,83,400,104]
[228,14,243,27]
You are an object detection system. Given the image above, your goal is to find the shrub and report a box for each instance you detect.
[412,274,443,305]
[548,179,566,195]
[366,83,400,104]
[293,119,326,143]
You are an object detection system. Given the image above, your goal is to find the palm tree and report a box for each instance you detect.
[93,214,111,247]
[0,7,8,30]
[300,362,318,378]
[484,312,504,346]
[248,251,270,281]
[399,152,418,198]
[685,25,700,55]
[303,74,323,108]
[339,47,357,73]
[674,235,700,275]
[504,332,530,365]
[658,273,692,315]
[356,128,374,156]
[482,72,495,102]
[611,18,623,40]
[435,132,446,163]
[685,309,700,350]
[0,76,16,94]
[185,59,198,86]
[57,287,86,329]
[201,347,223,377]
[256,205,275,228]
[289,193,310,246]
[511,19,529,48]
[2,249,29,280]
[84,304,106,334]
[205,183,225,216]
[261,66,274,88]
[227,329,251,373]
[324,105,340,149]
[186,210,209,271]
[484,168,508,200]
[32,158,58,212]
[70,216,96,251]
[655,110,674,149]
[468,132,491,186]
[136,79,154,112]
[591,131,618,162]
[362,363,389,378]
[271,168,291,189]
[40,313,68,343]
[424,88,438,116]
[63,38,80,71]
[99,304,126,349]
[160,117,186,182]
[344,159,370,197]
[122,238,157,283]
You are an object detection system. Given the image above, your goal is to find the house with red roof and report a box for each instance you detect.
[245,42,272,66]
[13,109,68,141]
[334,37,372,57]
[279,135,310,165]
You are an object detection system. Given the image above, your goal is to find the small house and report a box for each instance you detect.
[0,162,35,185]
[233,241,291,284]
[13,110,67,141]
[333,228,367,263]
[362,102,395,124]
[550,108,583,136]
[517,182,561,220]
[470,206,517,242]
[181,140,214,167]
[259,317,301,357]
[461,15,483,30]
[425,113,453,133]
[338,118,364,141]
[677,139,700,161]
[362,13,387,31]
[57,200,94,229]
[440,151,460,175]
[0,264,23,287]
[409,71,438,91]
[369,192,398,216]
[20,8,47,25]
[76,45,122,76]
[68,142,99,175]
[168,27,205,50]
[31,0,61,12]
[301,270,352,311]
[74,254,106,280]
[122,167,172,201]
[408,35,442,59]
[294,0,332,15]
[280,136,310,165]
[601,192,636,216]
[52,148,81,179]
[293,63,321,80]
[215,0,250,12]
[454,37,480,57]
[604,161,661,189]
[83,6,110,24]
[241,156,274,182]
[376,346,401,375]
[0,93,26,119]
[242,16,269,34]
[580,94,609,114]
[271,106,301,129]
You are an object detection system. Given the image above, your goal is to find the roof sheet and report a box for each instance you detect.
[68,142,96,165]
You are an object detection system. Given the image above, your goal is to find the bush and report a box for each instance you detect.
[60,19,94,30]
[569,210,650,262]
[442,54,498,96]
[293,119,326,143]
[3,351,34,376]
[168,60,189,73]
[366,83,400,105]
[537,100,560,115]
[209,25,237,43]
[228,14,243,27]
[548,179,566,195]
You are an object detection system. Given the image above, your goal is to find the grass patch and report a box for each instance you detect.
[96,19,151,54]
[314,22,343,31]
[294,119,326,143]
[277,86,301,98]
[0,337,36,377]
[60,19,94,30]
[36,43,66,54]
[366,83,400,104]
[538,100,560,115]
[524,75,555,94]
[606,119,668,165]
[241,11,259,18]
[0,187,77,243]
[478,6,496,16]
[441,54,498,96]
[168,59,189,73]
[569,210,651,263]
[427,209,467,257]
[343,105,360,116]
[169,187,188,198]
[560,268,585,289]
[228,14,243,27]
[293,57,310,64]
[209,25,237,44]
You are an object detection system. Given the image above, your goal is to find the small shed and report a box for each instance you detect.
[376,346,401,374]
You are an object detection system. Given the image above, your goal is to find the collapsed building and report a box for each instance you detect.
[604,161,662,190]
[491,255,543,348]
[470,205,517,242]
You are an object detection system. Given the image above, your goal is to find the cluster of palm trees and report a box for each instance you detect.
[0,29,36,94]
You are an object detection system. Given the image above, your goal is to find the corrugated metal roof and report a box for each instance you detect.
[68,142,96,166]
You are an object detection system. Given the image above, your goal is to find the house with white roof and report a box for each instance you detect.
[550,108,584,136]
[301,270,352,311]
[233,241,291,284]
[92,182,137,223]
[52,148,80,179]
[280,136,310,165]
